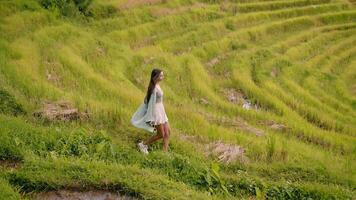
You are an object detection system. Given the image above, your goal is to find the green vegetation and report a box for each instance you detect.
[0,89,25,116]
[0,0,355,199]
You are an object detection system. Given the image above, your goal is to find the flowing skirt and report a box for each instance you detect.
[153,102,168,125]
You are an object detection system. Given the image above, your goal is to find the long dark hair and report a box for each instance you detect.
[144,68,162,104]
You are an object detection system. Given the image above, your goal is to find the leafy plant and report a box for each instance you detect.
[0,89,25,116]
[39,0,93,17]
[201,162,232,197]
[266,135,276,162]
[52,128,117,161]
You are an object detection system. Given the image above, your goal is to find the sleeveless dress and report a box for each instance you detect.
[130,84,168,134]
[153,84,169,125]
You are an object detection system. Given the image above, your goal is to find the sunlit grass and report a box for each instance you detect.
[0,0,355,199]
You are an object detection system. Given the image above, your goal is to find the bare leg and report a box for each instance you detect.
[162,121,171,152]
[143,124,163,146]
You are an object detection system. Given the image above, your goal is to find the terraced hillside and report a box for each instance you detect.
[0,0,355,199]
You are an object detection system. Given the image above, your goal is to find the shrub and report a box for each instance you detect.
[201,162,231,196]
[0,134,23,161]
[0,178,21,200]
[0,90,25,116]
[225,175,266,197]
[266,135,276,162]
[265,183,352,200]
[86,3,117,18]
[52,128,117,160]
[39,0,93,17]
[142,152,206,188]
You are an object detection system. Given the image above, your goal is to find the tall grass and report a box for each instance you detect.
[0,0,355,199]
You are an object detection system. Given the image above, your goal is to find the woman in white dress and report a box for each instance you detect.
[132,68,171,154]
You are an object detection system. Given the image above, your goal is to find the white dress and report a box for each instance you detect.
[153,84,169,125]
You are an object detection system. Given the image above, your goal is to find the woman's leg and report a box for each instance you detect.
[143,124,164,146]
[162,121,171,152]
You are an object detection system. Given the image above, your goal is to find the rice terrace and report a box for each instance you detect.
[0,0,355,199]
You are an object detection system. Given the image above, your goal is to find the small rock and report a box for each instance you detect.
[199,98,209,105]
[258,120,289,131]
[206,57,220,67]
[221,88,245,104]
[221,88,259,110]
[270,123,288,131]
[242,99,259,110]
[44,61,62,83]
[270,67,280,78]
[95,46,106,56]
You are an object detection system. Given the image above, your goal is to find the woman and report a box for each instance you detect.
[131,68,171,154]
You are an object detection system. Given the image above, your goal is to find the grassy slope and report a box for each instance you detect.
[0,0,355,199]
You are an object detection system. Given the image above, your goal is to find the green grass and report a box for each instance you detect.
[0,0,355,199]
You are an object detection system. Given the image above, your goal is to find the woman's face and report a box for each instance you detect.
[158,71,164,82]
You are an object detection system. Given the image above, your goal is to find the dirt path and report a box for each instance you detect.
[33,189,138,200]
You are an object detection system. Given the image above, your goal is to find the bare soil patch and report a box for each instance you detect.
[0,159,22,169]
[33,189,137,200]
[33,100,89,121]
[179,133,249,164]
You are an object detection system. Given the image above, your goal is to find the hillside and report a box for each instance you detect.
[0,0,355,199]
